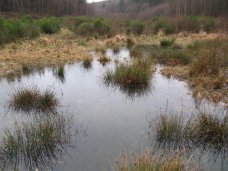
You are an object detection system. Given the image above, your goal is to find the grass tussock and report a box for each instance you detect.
[82,56,93,69]
[115,150,192,171]
[9,88,59,112]
[37,17,61,34]
[98,56,111,66]
[150,110,228,150]
[151,114,194,147]
[104,60,154,97]
[0,115,76,170]
[194,113,228,148]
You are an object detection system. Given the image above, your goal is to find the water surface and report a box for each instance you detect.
[0,48,226,171]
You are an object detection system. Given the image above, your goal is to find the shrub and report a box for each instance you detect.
[154,18,175,34]
[131,21,145,35]
[151,48,191,65]
[38,17,60,34]
[77,22,94,36]
[93,19,110,35]
[126,20,145,35]
[74,16,93,28]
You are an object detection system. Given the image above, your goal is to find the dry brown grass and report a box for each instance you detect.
[0,28,90,78]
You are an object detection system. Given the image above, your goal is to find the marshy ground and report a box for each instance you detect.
[0,16,227,171]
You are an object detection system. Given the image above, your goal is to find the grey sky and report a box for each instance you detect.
[87,0,105,3]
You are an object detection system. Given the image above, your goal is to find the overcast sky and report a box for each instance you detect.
[87,0,105,3]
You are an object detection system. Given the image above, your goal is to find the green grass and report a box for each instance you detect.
[0,114,76,170]
[104,60,153,97]
[75,18,110,37]
[0,16,40,44]
[9,88,59,112]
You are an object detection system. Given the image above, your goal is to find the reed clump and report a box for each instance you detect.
[98,56,111,66]
[104,60,153,90]
[150,110,228,149]
[0,115,75,170]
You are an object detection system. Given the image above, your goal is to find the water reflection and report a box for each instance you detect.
[147,107,228,171]
[53,66,65,83]
[0,47,226,171]
[0,114,81,171]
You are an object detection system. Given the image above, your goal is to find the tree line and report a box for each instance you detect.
[0,0,87,16]
[170,0,228,16]
[119,0,227,16]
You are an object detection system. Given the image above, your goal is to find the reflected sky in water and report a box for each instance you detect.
[0,48,226,171]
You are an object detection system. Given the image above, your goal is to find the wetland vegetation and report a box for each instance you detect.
[0,0,228,170]
[9,88,59,112]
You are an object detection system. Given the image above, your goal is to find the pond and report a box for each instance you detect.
[0,48,227,171]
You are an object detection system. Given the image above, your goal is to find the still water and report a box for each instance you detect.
[0,48,226,171]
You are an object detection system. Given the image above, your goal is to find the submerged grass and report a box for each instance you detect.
[0,114,76,170]
[9,88,59,113]
[104,60,154,97]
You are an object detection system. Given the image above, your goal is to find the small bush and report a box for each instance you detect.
[126,20,145,35]
[154,19,175,34]
[9,88,59,112]
[38,17,60,34]
[93,19,110,35]
[77,22,94,36]
[194,113,228,147]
